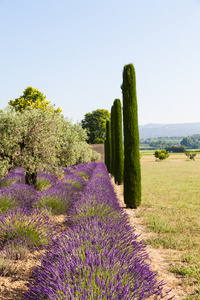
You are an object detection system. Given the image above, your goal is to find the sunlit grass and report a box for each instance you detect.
[0,197,16,213]
[35,178,51,191]
[36,196,71,214]
[138,154,200,298]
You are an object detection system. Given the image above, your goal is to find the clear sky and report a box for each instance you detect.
[0,0,200,125]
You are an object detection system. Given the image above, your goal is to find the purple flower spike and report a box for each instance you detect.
[0,207,57,252]
[0,183,39,212]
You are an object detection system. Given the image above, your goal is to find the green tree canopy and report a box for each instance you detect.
[81,109,110,144]
[154,149,170,161]
[180,135,200,149]
[180,137,192,147]
[0,108,62,185]
[0,108,100,185]
[9,86,62,114]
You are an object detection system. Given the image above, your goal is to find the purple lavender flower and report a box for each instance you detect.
[24,162,171,299]
[0,167,25,188]
[60,174,86,191]
[64,162,97,179]
[36,172,59,191]
[0,183,38,212]
[36,181,81,215]
[0,207,57,252]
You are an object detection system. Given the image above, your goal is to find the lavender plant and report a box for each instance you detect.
[0,207,56,252]
[0,167,25,188]
[61,174,86,191]
[24,215,168,299]
[36,181,81,215]
[65,162,97,180]
[36,172,59,191]
[24,162,172,299]
[0,183,38,213]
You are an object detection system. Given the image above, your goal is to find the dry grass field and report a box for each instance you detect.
[92,145,200,297]
[136,154,200,299]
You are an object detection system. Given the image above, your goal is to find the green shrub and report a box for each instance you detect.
[154,149,170,161]
[185,151,197,160]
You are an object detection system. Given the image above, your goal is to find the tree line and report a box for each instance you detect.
[140,135,200,151]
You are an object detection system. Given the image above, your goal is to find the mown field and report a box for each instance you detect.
[138,154,200,299]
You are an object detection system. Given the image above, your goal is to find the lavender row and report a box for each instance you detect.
[0,162,97,214]
[24,162,171,299]
[0,163,97,261]
[0,162,96,190]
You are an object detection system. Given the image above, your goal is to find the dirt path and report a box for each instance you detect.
[112,180,190,300]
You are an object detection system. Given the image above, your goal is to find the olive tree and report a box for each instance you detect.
[0,108,99,184]
[0,108,21,177]
[57,119,100,167]
[0,108,62,185]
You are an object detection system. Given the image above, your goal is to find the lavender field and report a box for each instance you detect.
[0,162,172,299]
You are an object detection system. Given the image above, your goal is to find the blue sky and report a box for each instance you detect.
[0,0,200,125]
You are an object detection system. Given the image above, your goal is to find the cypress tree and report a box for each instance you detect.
[113,99,124,185]
[110,105,115,177]
[121,64,141,208]
[105,120,112,173]
[104,137,107,167]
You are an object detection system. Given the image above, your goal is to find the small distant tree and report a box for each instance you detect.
[81,109,110,144]
[154,149,170,161]
[185,151,197,160]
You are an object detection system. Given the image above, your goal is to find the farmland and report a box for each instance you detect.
[0,154,200,299]
[0,162,171,299]
[138,154,200,299]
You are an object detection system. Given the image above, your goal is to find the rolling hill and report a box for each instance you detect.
[139,122,200,139]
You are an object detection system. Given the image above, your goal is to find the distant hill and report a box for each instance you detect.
[139,123,200,139]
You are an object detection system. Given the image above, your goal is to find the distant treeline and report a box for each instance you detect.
[140,136,182,150]
[180,134,200,149]
[140,134,200,151]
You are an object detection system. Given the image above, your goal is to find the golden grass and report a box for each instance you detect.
[138,154,200,299]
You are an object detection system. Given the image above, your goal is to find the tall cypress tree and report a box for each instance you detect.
[105,120,112,173]
[121,64,141,208]
[104,137,107,167]
[111,104,115,177]
[113,99,124,185]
